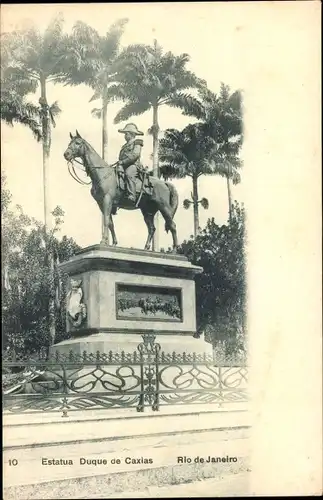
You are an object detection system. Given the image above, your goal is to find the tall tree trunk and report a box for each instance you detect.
[227,174,232,223]
[48,243,56,346]
[101,94,109,244]
[40,76,51,232]
[192,174,199,237]
[40,75,56,346]
[152,102,159,251]
[101,95,108,161]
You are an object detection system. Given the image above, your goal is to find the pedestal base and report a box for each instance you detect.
[49,332,213,357]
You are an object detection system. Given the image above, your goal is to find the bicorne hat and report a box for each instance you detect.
[118,123,144,136]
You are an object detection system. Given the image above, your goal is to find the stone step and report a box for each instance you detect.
[4,426,249,462]
[3,403,246,427]
[4,408,249,449]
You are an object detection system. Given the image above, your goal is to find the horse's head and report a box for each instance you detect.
[64,130,86,162]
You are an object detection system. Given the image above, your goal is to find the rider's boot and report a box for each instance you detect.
[126,178,137,202]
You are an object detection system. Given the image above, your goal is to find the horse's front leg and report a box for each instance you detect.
[100,194,113,246]
[108,215,118,246]
[141,209,156,251]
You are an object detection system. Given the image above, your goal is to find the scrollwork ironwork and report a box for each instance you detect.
[2,334,247,415]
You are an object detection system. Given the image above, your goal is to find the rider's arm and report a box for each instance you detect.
[119,140,143,168]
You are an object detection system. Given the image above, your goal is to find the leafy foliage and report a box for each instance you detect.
[0,41,41,139]
[159,123,216,235]
[62,18,128,161]
[177,202,246,357]
[159,123,217,179]
[107,40,205,248]
[159,84,243,183]
[2,179,81,356]
[198,84,243,209]
[64,18,128,93]
[2,14,69,81]
[160,83,243,230]
[198,83,243,139]
[108,41,204,120]
[1,15,68,154]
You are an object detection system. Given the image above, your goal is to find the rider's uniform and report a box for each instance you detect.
[118,138,143,201]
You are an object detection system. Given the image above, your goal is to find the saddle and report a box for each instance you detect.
[116,165,153,199]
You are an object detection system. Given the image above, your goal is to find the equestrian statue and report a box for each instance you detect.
[63,124,179,251]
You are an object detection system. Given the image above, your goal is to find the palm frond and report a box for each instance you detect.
[72,21,101,46]
[106,83,129,103]
[49,101,61,116]
[114,100,150,124]
[160,163,188,180]
[1,93,42,141]
[165,92,204,119]
[61,18,127,89]
[159,150,188,168]
[208,158,241,183]
[1,66,38,95]
[161,128,184,145]
[118,44,155,61]
[91,108,102,119]
[89,88,102,103]
[103,18,129,61]
[43,13,65,45]
[183,199,192,209]
[200,197,209,209]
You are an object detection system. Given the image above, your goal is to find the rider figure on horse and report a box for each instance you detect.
[117,123,144,203]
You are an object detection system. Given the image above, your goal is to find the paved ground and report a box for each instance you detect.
[73,471,249,498]
[4,407,249,449]
[4,461,250,499]
[107,472,249,498]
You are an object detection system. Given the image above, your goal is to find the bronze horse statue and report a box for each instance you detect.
[63,131,179,251]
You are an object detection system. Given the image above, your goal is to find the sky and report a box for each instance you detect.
[1,3,245,250]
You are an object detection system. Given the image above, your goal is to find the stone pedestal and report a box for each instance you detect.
[49,246,212,396]
[51,245,211,356]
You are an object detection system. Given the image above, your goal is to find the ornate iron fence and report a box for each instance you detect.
[2,334,247,416]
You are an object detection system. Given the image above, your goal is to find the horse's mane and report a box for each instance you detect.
[83,138,109,169]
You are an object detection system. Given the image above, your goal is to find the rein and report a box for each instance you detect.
[67,160,91,186]
[66,140,119,186]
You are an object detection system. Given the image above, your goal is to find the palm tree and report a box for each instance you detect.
[198,83,243,222]
[63,19,128,243]
[64,18,128,162]
[159,123,216,237]
[1,84,42,141]
[2,15,67,231]
[3,14,69,345]
[107,40,204,249]
[1,37,41,140]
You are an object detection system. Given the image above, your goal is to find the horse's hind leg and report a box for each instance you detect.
[108,215,117,246]
[159,206,178,251]
[141,209,156,250]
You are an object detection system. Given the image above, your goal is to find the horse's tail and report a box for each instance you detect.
[165,182,179,232]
